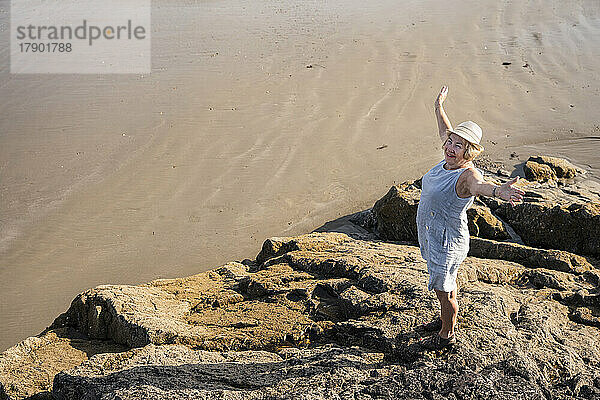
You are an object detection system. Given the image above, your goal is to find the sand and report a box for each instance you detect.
[1,0,599,351]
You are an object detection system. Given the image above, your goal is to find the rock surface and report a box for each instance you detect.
[524,160,557,182]
[0,328,125,400]
[372,181,514,243]
[373,157,600,256]
[1,156,599,400]
[466,205,510,240]
[3,231,599,399]
[469,237,593,275]
[52,344,386,400]
[522,155,584,183]
[528,155,584,180]
[492,198,600,256]
[372,181,421,242]
[50,261,331,352]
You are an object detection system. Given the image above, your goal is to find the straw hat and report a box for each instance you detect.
[448,121,484,151]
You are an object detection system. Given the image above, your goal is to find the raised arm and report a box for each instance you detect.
[435,85,453,141]
[463,168,525,206]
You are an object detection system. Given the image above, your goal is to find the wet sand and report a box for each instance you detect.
[1,0,600,351]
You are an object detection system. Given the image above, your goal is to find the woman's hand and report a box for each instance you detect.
[435,85,448,109]
[496,177,526,206]
[435,85,452,140]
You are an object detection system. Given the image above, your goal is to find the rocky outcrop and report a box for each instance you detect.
[372,183,511,242]
[469,237,593,275]
[524,160,557,182]
[494,156,600,255]
[2,232,599,399]
[527,155,584,180]
[523,155,585,183]
[0,328,125,400]
[373,157,600,256]
[372,181,420,242]
[52,344,387,400]
[1,156,599,400]
[467,205,510,240]
[49,261,332,352]
[491,199,600,256]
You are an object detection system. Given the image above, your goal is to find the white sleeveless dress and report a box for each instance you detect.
[416,160,481,292]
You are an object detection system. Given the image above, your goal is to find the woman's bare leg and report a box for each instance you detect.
[435,289,458,339]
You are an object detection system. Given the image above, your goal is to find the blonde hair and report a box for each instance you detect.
[443,131,483,161]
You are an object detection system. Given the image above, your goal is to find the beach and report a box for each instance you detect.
[1,0,599,351]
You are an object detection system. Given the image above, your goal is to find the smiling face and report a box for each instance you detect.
[443,133,469,169]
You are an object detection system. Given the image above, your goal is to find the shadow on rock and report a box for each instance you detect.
[52,345,385,399]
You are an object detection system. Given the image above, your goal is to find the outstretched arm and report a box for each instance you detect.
[464,168,526,206]
[435,85,452,141]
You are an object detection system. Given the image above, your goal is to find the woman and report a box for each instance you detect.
[417,86,525,350]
